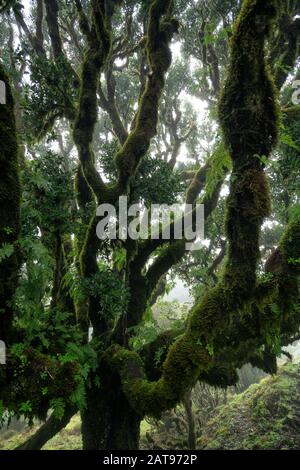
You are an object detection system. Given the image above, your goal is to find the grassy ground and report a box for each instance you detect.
[0,414,82,450]
[0,416,152,450]
[198,362,300,450]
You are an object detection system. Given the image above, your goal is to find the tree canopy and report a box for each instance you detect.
[0,0,299,450]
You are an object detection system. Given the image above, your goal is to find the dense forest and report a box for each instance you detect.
[0,0,299,452]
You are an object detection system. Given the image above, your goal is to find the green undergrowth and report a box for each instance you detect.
[198,362,300,450]
[1,362,299,450]
[0,414,151,450]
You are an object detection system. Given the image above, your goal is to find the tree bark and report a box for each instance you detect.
[184,391,196,450]
[81,371,141,450]
[17,406,77,450]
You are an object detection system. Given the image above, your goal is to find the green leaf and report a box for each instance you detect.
[0,243,14,263]
[19,401,33,414]
[50,398,65,420]
[114,247,127,272]
[281,133,300,151]
[206,343,214,356]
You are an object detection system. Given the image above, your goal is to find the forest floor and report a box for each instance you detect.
[1,361,299,450]
[198,361,300,450]
[0,415,151,450]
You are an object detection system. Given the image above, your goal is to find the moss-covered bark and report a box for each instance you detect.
[0,347,79,420]
[72,1,180,448]
[50,231,75,315]
[270,10,300,90]
[106,0,287,418]
[113,0,179,195]
[73,0,117,338]
[113,152,226,345]
[44,0,64,61]
[0,64,21,343]
[73,0,112,203]
[74,0,179,340]
[81,369,141,450]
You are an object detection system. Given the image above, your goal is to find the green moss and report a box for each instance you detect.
[0,64,21,343]
[273,15,300,89]
[73,0,112,202]
[141,329,184,381]
[73,1,116,334]
[114,0,178,194]
[198,363,300,450]
[219,0,279,161]
[107,0,284,418]
[0,348,79,420]
[280,218,300,274]
[44,0,64,60]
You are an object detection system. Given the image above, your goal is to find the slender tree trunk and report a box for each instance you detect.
[17,406,77,450]
[81,372,141,450]
[184,391,196,450]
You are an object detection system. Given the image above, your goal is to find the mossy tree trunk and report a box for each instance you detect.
[73,0,180,449]
[0,64,21,344]
[7,0,300,451]
[81,370,141,450]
